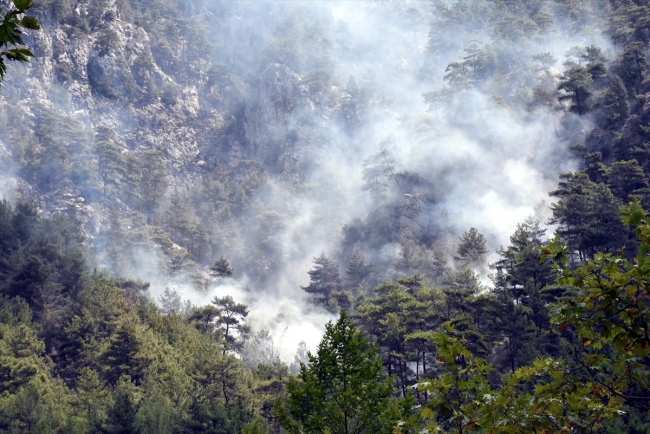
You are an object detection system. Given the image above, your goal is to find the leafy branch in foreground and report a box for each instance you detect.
[399,201,650,433]
[400,326,623,433]
[544,200,650,413]
[0,0,40,82]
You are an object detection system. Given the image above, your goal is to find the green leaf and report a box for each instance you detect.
[13,0,33,12]
[20,16,39,30]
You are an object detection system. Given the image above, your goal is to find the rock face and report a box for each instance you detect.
[1,7,342,232]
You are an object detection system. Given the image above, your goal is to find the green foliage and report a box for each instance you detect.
[345,249,375,289]
[397,240,449,284]
[301,252,342,309]
[210,255,234,278]
[274,310,411,434]
[212,295,250,354]
[549,172,627,261]
[559,66,594,114]
[2,1,650,432]
[454,227,489,269]
[140,150,168,223]
[608,159,649,200]
[0,205,268,433]
[402,324,495,433]
[491,217,553,300]
[356,278,433,394]
[604,74,630,124]
[361,147,400,202]
[0,0,39,82]
[400,201,650,431]
[543,200,650,414]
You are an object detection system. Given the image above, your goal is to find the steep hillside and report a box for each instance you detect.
[0,0,626,358]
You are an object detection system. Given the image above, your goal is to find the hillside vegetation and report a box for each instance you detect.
[1,0,650,432]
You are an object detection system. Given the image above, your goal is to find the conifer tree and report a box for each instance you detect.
[76,367,109,428]
[275,310,409,433]
[607,159,648,200]
[289,341,309,374]
[345,249,374,289]
[159,286,183,314]
[301,252,342,305]
[361,147,399,202]
[558,65,593,114]
[604,74,630,124]
[491,217,553,303]
[106,375,140,434]
[123,154,142,208]
[549,172,626,261]
[140,150,168,224]
[397,273,424,294]
[210,255,234,278]
[96,139,125,196]
[454,227,489,269]
[188,305,221,335]
[212,295,250,353]
[615,42,647,93]
[103,321,149,385]
[532,52,558,78]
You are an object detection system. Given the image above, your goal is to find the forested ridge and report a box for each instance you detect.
[1,0,650,432]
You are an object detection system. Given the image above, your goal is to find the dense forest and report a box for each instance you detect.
[0,0,650,432]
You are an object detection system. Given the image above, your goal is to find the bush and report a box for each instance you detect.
[160,82,180,106]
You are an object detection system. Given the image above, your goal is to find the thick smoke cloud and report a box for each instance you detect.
[199,0,602,358]
[0,0,610,362]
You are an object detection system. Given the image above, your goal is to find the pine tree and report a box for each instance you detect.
[604,74,630,124]
[210,255,234,278]
[159,286,183,314]
[106,375,140,434]
[454,227,489,269]
[397,274,424,294]
[289,341,309,374]
[490,217,553,303]
[140,150,168,224]
[614,42,647,94]
[361,148,399,202]
[345,249,374,289]
[532,52,558,78]
[301,253,342,305]
[76,367,109,429]
[397,240,449,284]
[96,139,125,196]
[493,293,535,373]
[212,295,250,353]
[549,172,626,261]
[103,321,149,385]
[558,65,593,114]
[123,154,142,208]
[274,311,410,433]
[607,159,648,200]
[188,305,221,335]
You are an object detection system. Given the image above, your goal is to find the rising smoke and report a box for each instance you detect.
[0,0,610,362]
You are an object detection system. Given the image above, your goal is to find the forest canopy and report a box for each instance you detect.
[1,0,650,432]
